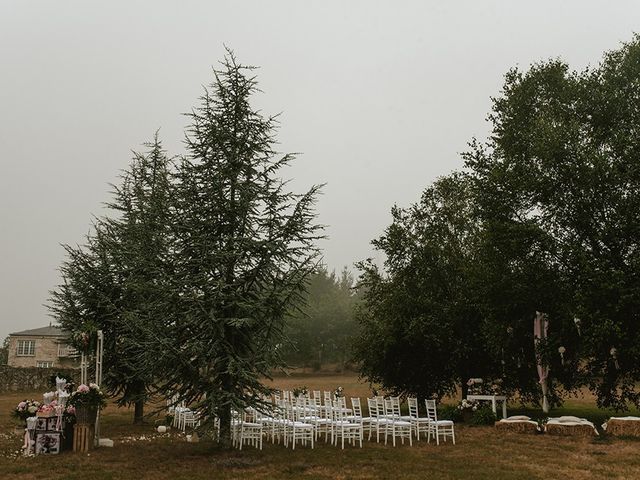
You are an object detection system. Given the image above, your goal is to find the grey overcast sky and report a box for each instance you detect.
[1,1,638,339]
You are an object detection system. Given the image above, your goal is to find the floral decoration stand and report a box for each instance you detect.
[73,424,94,453]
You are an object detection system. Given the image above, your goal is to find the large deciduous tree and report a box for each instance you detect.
[354,173,492,400]
[465,36,640,409]
[356,36,640,411]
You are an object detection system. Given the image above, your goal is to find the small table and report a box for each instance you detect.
[466,394,507,419]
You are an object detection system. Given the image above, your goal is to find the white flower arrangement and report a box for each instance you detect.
[457,399,480,412]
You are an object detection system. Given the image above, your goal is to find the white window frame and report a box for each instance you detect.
[16,340,36,356]
[36,360,54,368]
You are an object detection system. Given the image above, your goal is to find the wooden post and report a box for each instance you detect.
[73,425,94,453]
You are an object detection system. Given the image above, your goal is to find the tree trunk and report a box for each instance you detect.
[461,381,469,401]
[218,405,232,448]
[132,380,146,424]
[134,399,144,424]
[218,372,233,448]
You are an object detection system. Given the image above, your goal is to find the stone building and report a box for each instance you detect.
[7,325,79,369]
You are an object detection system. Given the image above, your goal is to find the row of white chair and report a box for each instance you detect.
[167,394,455,448]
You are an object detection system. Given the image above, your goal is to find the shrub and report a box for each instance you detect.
[439,404,462,422]
[470,405,497,426]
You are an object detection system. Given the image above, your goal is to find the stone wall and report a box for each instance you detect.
[0,365,78,393]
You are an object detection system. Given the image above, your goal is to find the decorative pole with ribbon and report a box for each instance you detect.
[534,311,550,413]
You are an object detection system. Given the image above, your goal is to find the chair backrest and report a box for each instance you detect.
[274,399,286,420]
[313,390,321,402]
[367,397,378,418]
[351,397,362,418]
[425,399,438,422]
[332,399,346,422]
[323,391,332,406]
[383,398,394,418]
[284,402,297,421]
[408,397,418,418]
[390,397,401,418]
[375,396,385,414]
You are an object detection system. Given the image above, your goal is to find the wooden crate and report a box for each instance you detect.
[73,425,94,453]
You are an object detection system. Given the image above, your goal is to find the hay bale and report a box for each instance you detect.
[545,422,596,437]
[495,420,538,434]
[606,418,640,437]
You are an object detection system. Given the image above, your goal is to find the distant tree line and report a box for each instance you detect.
[283,267,360,371]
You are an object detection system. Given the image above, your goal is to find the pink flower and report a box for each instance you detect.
[66,406,76,415]
[17,401,27,410]
[78,384,90,393]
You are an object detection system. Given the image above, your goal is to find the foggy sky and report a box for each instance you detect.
[1,1,638,340]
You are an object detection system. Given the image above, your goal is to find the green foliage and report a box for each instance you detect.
[356,35,640,411]
[464,35,640,410]
[353,173,493,400]
[49,135,172,423]
[470,405,497,426]
[284,267,359,369]
[131,50,323,445]
[438,404,462,422]
[0,337,9,365]
[49,51,322,443]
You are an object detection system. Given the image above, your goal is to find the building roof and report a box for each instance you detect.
[10,325,68,337]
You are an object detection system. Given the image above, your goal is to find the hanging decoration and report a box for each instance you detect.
[558,346,566,366]
[573,317,582,336]
[610,347,619,370]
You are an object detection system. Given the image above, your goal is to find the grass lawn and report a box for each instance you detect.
[1,372,639,480]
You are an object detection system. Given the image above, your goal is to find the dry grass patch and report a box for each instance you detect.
[1,373,639,479]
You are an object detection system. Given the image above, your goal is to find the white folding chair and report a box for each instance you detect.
[366,397,390,443]
[284,401,314,450]
[425,399,455,445]
[331,400,362,449]
[383,398,412,447]
[234,409,263,450]
[408,397,430,439]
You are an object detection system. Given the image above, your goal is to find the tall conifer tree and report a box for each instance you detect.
[139,51,323,444]
[50,136,172,423]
